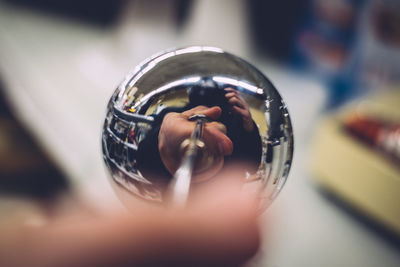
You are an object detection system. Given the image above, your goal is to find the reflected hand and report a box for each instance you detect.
[158,106,233,179]
[225,88,254,132]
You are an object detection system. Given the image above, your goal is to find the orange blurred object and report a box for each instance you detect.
[344,115,400,164]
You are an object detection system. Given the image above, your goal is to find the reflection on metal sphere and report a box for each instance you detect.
[102,46,293,210]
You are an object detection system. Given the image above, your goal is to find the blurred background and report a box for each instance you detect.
[0,0,399,266]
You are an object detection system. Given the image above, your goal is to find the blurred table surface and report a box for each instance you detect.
[0,0,399,266]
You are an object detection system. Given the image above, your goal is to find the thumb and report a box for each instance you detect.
[200,106,222,120]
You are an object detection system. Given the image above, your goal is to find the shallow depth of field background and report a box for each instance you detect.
[0,1,399,266]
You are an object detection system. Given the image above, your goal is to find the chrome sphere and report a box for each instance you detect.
[102,46,293,210]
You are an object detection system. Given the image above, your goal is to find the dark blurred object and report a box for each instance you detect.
[246,0,310,61]
[311,88,400,237]
[372,2,400,47]
[0,82,68,199]
[356,0,400,92]
[175,0,193,28]
[4,0,127,26]
[291,0,366,107]
[344,115,400,165]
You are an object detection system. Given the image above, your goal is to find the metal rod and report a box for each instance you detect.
[168,114,208,208]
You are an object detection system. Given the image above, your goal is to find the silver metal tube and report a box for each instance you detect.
[168,115,207,208]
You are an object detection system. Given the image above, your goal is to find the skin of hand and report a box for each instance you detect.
[224,88,254,132]
[158,106,233,180]
[0,170,260,267]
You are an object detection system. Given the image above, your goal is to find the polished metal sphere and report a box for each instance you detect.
[102,46,293,210]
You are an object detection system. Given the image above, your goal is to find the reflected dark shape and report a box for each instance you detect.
[137,79,262,182]
[102,47,293,209]
[5,0,126,26]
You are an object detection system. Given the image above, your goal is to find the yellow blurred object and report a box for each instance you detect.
[310,88,400,236]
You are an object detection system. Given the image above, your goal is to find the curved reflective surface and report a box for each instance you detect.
[102,46,293,210]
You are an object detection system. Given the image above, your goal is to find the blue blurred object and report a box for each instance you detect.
[290,0,366,107]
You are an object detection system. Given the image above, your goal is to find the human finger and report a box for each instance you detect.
[182,106,222,121]
[227,96,246,109]
[203,123,233,156]
[0,171,260,267]
[232,105,248,117]
[224,92,239,100]
[224,87,237,93]
[207,121,227,134]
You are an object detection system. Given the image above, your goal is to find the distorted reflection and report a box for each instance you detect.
[102,46,293,208]
[136,78,262,185]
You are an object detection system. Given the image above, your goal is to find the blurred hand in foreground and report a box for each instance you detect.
[0,169,260,267]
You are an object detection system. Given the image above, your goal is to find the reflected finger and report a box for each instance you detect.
[207,121,227,134]
[224,87,237,93]
[227,96,246,109]
[182,106,222,121]
[203,125,233,156]
[225,92,237,99]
